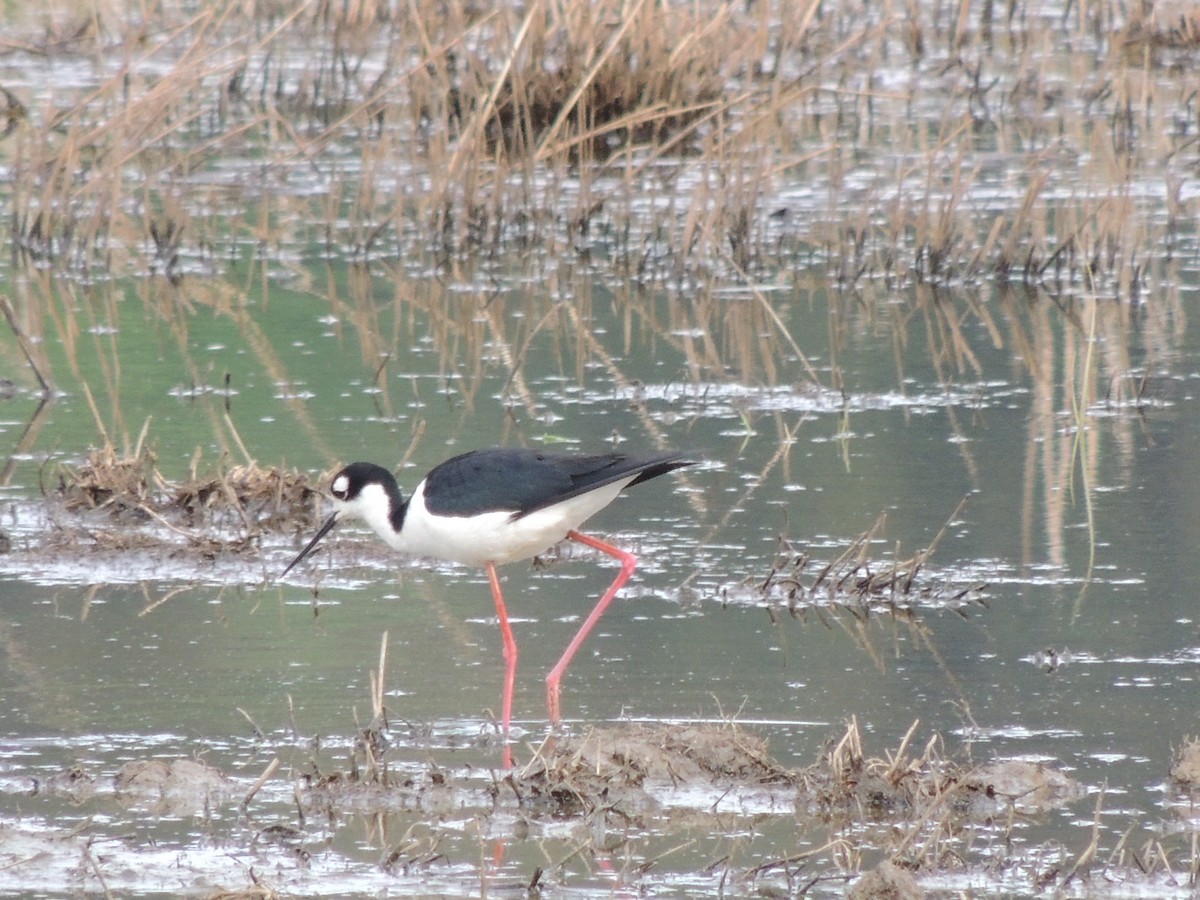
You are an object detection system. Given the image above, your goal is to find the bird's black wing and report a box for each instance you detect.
[421,448,692,518]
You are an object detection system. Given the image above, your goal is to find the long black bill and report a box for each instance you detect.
[281,512,339,578]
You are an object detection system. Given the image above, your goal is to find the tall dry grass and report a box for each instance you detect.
[0,0,1193,289]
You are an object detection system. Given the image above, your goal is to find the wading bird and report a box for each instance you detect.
[282,447,693,739]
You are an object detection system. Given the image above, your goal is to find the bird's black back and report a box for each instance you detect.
[421,448,693,519]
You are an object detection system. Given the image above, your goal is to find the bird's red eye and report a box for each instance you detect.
[331,474,350,499]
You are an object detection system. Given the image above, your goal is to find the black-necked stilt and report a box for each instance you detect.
[281,447,694,737]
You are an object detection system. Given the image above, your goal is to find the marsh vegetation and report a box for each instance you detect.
[1,0,1200,895]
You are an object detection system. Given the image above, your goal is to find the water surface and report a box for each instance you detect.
[2,1,1200,895]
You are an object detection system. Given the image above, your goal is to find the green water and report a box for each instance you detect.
[3,266,1199,894]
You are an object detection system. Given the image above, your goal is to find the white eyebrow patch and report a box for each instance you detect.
[332,474,349,494]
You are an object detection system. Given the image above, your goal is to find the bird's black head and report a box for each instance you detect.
[330,461,398,504]
[280,461,405,578]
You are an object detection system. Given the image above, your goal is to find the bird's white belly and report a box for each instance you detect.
[392,479,631,566]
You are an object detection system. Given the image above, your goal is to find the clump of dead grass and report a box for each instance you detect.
[513,721,796,817]
[1119,1,1200,50]
[446,1,750,156]
[113,758,232,815]
[170,462,319,531]
[757,502,988,615]
[1170,736,1200,790]
[54,439,320,545]
[848,860,921,900]
[58,443,166,518]
[803,718,959,822]
[785,717,1084,888]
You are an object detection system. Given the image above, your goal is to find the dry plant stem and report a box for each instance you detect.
[744,838,853,881]
[134,503,200,541]
[1069,294,1100,616]
[1064,783,1107,884]
[237,707,266,742]
[82,841,114,900]
[517,732,557,780]
[0,399,51,487]
[901,494,969,592]
[79,383,113,451]
[882,718,922,782]
[223,411,256,468]
[371,630,389,721]
[0,293,52,395]
[811,514,885,594]
[241,757,281,809]
[137,585,192,617]
[716,238,824,389]
[890,776,963,860]
[634,839,698,875]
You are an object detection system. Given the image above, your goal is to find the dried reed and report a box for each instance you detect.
[0,0,1191,288]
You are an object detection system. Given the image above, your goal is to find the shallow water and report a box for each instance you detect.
[3,275,1200,895]
[3,2,1200,895]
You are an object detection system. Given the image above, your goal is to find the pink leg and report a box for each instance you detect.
[487,563,518,744]
[545,530,637,726]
